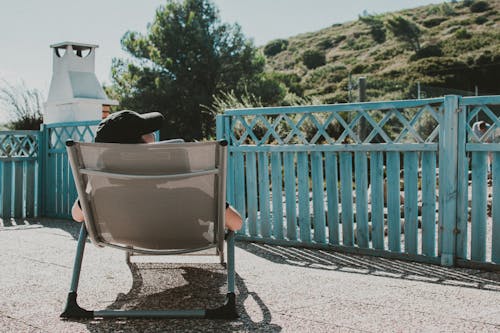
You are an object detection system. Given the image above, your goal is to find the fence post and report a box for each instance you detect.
[39,124,48,217]
[439,95,460,266]
[455,99,468,259]
[216,114,224,142]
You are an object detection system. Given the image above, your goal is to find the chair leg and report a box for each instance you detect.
[226,231,236,294]
[205,292,237,319]
[205,231,238,319]
[61,225,238,319]
[60,224,94,318]
[125,250,131,264]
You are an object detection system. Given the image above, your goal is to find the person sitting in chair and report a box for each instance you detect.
[71,110,243,231]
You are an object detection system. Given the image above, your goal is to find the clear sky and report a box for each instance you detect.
[0,0,445,98]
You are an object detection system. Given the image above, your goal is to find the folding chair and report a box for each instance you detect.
[61,140,236,319]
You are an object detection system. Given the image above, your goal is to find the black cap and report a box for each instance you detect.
[94,110,164,143]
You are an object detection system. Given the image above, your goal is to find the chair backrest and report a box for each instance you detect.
[66,140,227,255]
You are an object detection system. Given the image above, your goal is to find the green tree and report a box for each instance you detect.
[0,81,43,130]
[109,0,264,140]
[386,16,421,52]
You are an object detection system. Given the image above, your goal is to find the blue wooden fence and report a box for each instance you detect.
[41,120,99,219]
[0,95,498,269]
[217,95,500,269]
[457,96,500,267]
[0,131,41,219]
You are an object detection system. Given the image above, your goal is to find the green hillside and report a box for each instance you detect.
[262,0,500,103]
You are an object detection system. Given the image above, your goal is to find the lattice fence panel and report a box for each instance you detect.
[229,103,442,146]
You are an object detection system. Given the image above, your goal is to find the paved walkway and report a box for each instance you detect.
[1,219,500,332]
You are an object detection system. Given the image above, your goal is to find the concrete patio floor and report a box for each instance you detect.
[1,219,500,333]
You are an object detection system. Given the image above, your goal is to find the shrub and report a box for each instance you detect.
[244,74,287,106]
[440,3,455,16]
[407,57,469,86]
[426,5,441,15]
[470,1,490,13]
[323,91,349,104]
[462,0,474,7]
[422,17,447,28]
[474,15,488,24]
[374,47,402,61]
[301,49,326,69]
[386,15,422,52]
[266,72,304,97]
[0,82,44,130]
[334,35,347,43]
[359,14,386,43]
[351,63,367,74]
[317,39,333,50]
[263,39,289,57]
[455,28,471,39]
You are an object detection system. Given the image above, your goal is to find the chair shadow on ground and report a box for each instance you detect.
[237,241,500,292]
[82,261,281,332]
[18,219,280,331]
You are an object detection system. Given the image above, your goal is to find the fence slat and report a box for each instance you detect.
[246,152,258,236]
[492,153,500,263]
[258,152,271,238]
[325,153,339,245]
[311,151,326,243]
[355,152,369,248]
[284,152,297,240]
[14,161,24,217]
[46,152,55,216]
[271,152,284,239]
[234,152,247,234]
[421,151,436,257]
[2,162,12,217]
[404,152,418,254]
[226,120,235,207]
[387,151,401,252]
[370,152,384,250]
[56,153,62,216]
[53,151,59,216]
[226,151,235,204]
[471,151,488,262]
[340,152,354,246]
[0,162,3,217]
[25,161,36,218]
[68,166,77,215]
[456,106,468,259]
[62,153,69,217]
[297,152,311,243]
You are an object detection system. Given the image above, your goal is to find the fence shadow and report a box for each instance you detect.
[238,241,500,292]
[11,218,83,239]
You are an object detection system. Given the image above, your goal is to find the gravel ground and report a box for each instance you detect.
[1,218,500,332]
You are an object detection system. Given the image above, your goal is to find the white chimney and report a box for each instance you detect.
[44,42,118,124]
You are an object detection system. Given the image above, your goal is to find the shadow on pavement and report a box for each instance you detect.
[78,263,281,332]
[238,241,500,291]
[1,218,83,240]
[37,216,281,332]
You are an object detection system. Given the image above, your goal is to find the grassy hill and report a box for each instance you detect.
[262,0,500,103]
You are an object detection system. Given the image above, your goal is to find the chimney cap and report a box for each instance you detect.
[50,41,99,49]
